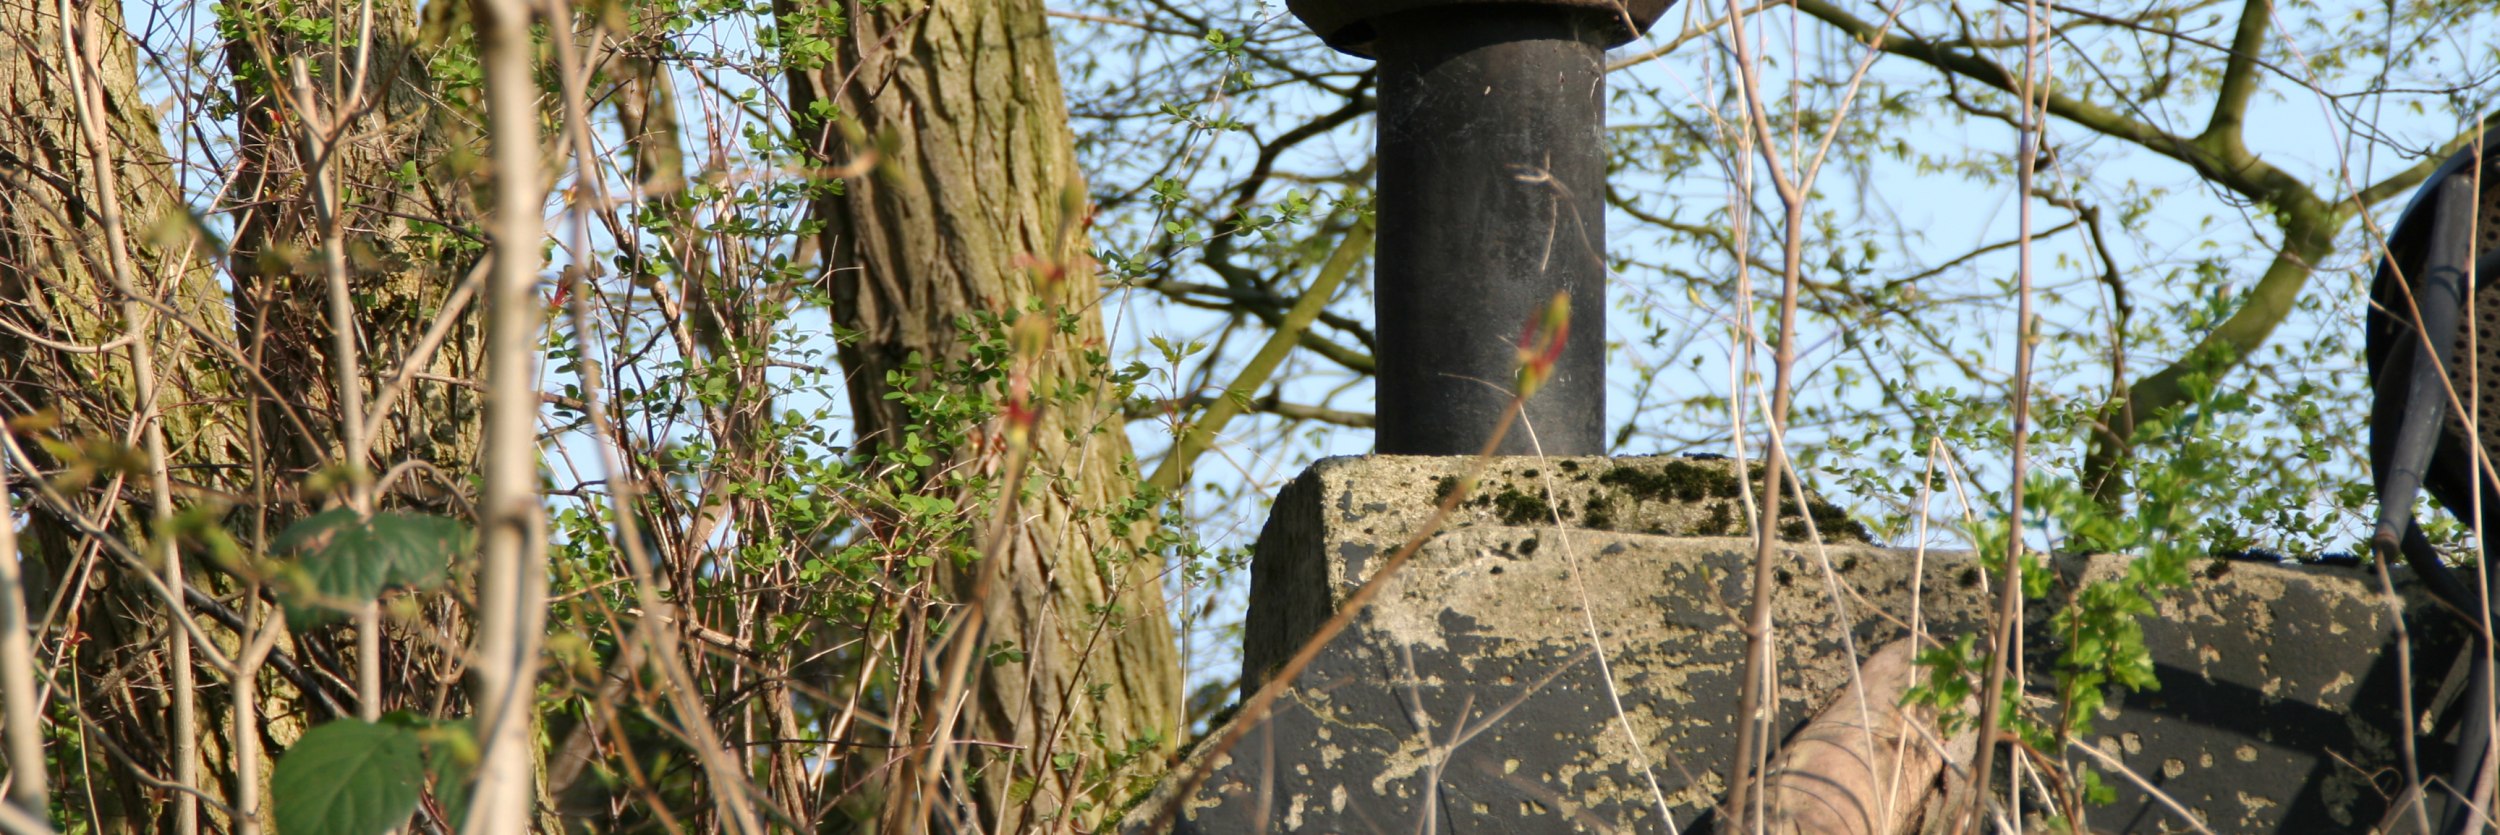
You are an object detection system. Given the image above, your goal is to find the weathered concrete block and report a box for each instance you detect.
[1126,456,2463,834]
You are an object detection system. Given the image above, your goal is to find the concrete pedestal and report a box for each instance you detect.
[1125,456,2463,833]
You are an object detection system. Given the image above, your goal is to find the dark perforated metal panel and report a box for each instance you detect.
[2441,174,2500,481]
[2372,141,2499,521]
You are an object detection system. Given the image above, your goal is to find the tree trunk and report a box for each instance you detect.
[215,0,489,824]
[0,1,249,831]
[1733,640,1977,835]
[792,0,1183,828]
[223,0,485,503]
[3,0,495,828]
[0,3,239,491]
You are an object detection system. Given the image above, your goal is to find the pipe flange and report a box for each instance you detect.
[1289,0,1673,56]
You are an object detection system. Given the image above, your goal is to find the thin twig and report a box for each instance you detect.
[1961,0,2052,826]
[58,3,199,829]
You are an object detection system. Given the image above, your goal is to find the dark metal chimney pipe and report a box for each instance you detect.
[1290,0,1668,455]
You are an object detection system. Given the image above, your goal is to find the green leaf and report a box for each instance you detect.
[277,509,471,624]
[273,719,425,835]
[421,718,478,829]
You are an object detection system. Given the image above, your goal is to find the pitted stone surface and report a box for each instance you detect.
[1126,456,2462,834]
[1241,455,1871,692]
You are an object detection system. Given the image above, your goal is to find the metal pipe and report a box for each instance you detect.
[1291,0,1666,455]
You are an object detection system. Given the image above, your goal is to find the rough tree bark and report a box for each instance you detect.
[1735,640,1976,835]
[3,0,495,828]
[0,1,246,831]
[790,0,1184,829]
[216,0,489,823]
[223,0,485,501]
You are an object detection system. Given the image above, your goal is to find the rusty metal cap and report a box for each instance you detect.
[1289,0,1673,56]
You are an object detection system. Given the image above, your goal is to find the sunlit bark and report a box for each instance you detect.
[460,0,549,828]
[791,0,1184,828]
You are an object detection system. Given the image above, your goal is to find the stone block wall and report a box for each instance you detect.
[1125,456,2464,833]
